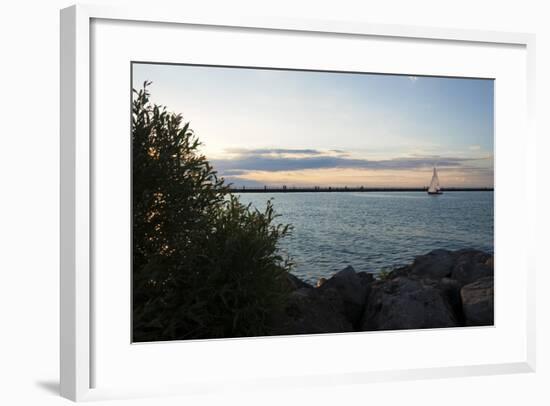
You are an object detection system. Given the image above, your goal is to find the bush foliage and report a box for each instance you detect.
[132,82,292,341]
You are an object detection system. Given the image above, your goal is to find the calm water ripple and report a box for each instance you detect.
[237,192,494,284]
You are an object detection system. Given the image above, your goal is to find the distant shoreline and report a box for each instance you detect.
[231,187,494,193]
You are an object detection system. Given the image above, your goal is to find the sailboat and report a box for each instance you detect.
[427,167,443,195]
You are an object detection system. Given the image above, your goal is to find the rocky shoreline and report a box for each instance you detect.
[269,248,494,335]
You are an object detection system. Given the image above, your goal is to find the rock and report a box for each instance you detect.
[386,265,411,279]
[357,271,375,285]
[421,277,464,323]
[273,249,493,335]
[285,272,312,291]
[485,256,494,269]
[320,266,365,304]
[461,276,494,326]
[319,266,373,326]
[451,250,493,286]
[360,276,459,331]
[437,277,464,323]
[409,249,455,279]
[268,287,353,335]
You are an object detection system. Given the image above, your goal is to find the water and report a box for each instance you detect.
[237,192,494,284]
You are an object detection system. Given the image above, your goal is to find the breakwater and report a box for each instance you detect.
[231,186,494,193]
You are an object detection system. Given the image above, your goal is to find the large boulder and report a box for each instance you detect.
[285,272,313,291]
[436,277,464,323]
[461,276,494,326]
[268,287,353,336]
[386,264,411,279]
[451,250,493,286]
[319,266,373,326]
[409,249,455,279]
[360,276,459,331]
[420,276,464,323]
[357,271,375,286]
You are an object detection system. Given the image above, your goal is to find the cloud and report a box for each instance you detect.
[469,145,482,151]
[225,148,322,156]
[211,148,490,174]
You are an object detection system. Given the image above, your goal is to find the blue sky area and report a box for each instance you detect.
[133,63,494,188]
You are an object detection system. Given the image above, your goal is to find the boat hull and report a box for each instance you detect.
[427,191,443,195]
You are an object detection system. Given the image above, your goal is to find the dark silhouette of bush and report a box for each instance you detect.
[132,82,292,341]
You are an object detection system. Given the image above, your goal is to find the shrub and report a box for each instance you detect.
[132,82,292,341]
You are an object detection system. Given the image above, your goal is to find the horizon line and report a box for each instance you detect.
[229,186,494,193]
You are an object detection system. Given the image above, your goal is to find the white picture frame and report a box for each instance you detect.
[60,4,536,402]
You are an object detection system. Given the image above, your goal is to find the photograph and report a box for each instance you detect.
[131,63,494,342]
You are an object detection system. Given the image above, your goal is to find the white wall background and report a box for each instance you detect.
[0,0,547,405]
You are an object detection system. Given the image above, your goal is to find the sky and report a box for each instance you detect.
[132,63,494,188]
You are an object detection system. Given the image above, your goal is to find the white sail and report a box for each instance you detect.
[428,167,440,193]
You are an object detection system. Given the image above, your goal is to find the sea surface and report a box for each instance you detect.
[237,191,494,284]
